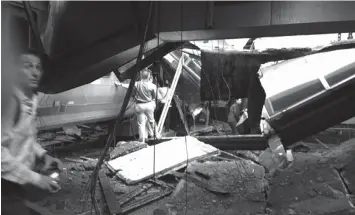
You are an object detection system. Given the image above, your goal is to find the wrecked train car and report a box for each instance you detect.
[199,45,355,146]
[260,47,355,145]
[3,1,355,146]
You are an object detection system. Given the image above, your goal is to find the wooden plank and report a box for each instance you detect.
[156,54,184,137]
[98,171,122,215]
[107,136,219,184]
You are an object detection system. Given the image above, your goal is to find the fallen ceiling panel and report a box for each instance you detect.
[107,136,219,184]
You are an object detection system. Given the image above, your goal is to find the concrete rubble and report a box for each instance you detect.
[109,141,148,160]
[32,131,355,215]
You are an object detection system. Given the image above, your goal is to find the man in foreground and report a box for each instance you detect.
[1,49,64,215]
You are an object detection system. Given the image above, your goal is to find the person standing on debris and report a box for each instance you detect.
[227,99,243,134]
[227,98,249,134]
[1,49,64,215]
[117,68,157,142]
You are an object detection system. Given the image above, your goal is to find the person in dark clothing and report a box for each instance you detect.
[227,99,243,134]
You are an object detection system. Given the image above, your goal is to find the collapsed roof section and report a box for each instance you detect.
[34,1,355,93]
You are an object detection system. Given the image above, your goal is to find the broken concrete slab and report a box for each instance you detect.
[320,138,355,198]
[154,169,267,215]
[185,160,268,202]
[107,136,219,184]
[259,136,291,176]
[267,150,355,215]
[109,141,148,160]
[287,195,354,215]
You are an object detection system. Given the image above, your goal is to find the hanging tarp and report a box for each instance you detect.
[200,50,261,101]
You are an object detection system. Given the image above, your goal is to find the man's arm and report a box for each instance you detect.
[33,139,47,159]
[1,133,41,186]
[31,126,47,159]
[115,81,135,89]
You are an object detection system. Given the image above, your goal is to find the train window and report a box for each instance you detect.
[183,54,190,63]
[172,50,182,59]
[268,79,325,114]
[163,53,175,64]
[187,60,201,76]
[325,62,355,87]
[262,48,355,116]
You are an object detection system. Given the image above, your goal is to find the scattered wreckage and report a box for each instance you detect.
[34,134,355,215]
[33,42,355,215]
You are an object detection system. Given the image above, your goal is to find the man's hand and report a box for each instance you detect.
[37,175,61,193]
[42,154,63,173]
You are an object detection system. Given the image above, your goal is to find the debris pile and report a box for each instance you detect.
[109,141,148,160]
[266,138,355,215]
[38,123,108,148]
[33,132,355,215]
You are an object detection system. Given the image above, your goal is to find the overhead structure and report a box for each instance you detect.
[156,2,355,41]
[4,1,355,93]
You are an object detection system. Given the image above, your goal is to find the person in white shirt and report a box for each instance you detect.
[117,68,157,142]
[1,49,63,215]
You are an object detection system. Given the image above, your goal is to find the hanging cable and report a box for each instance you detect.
[179,3,190,215]
[217,40,231,136]
[87,2,155,214]
[153,2,161,180]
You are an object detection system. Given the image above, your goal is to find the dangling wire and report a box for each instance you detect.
[179,3,190,215]
[153,1,160,181]
[217,40,231,136]
[84,2,154,214]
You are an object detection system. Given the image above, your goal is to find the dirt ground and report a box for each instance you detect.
[33,136,355,215]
